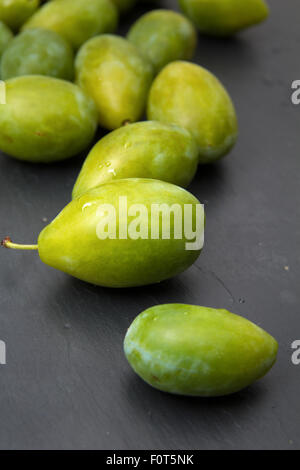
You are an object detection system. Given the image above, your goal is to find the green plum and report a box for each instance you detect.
[2,179,205,287]
[75,35,153,130]
[72,121,199,199]
[178,0,269,36]
[0,75,97,162]
[112,0,136,13]
[0,21,13,59]
[147,61,238,164]
[124,304,278,396]
[22,0,118,50]
[1,28,74,80]
[127,9,197,74]
[0,0,40,32]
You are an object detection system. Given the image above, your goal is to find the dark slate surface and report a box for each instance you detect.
[0,0,299,450]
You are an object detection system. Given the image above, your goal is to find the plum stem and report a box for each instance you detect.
[1,236,38,251]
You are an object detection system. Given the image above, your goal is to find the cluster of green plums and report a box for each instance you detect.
[0,0,269,166]
[0,0,277,397]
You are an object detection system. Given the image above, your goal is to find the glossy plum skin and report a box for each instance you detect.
[38,179,204,288]
[75,35,154,130]
[147,61,238,164]
[1,28,74,80]
[72,121,199,199]
[22,0,118,50]
[0,75,98,163]
[124,304,278,396]
[178,0,269,36]
[0,0,40,32]
[127,9,197,74]
[0,21,13,59]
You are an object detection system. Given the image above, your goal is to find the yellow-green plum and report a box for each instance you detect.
[22,0,118,50]
[72,121,199,199]
[2,179,205,287]
[178,0,269,36]
[127,10,197,74]
[1,29,74,80]
[124,304,278,396]
[0,75,97,162]
[147,61,238,164]
[0,21,13,59]
[112,0,136,13]
[0,0,40,32]
[75,35,153,129]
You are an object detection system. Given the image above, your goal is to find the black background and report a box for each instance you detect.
[0,0,299,450]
